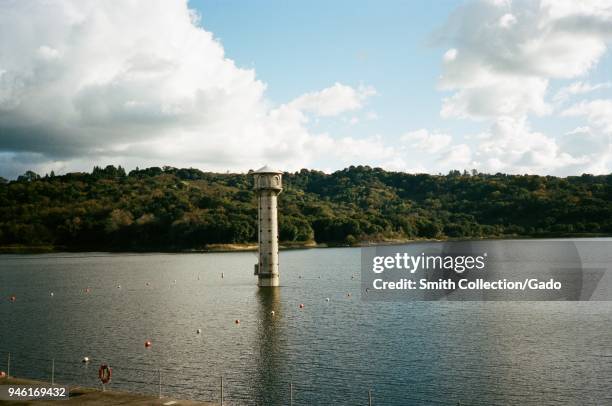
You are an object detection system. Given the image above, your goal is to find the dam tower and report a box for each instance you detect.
[253,166,282,287]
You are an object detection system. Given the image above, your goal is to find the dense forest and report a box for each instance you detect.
[0,165,611,251]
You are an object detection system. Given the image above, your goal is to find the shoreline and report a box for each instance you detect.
[0,233,610,255]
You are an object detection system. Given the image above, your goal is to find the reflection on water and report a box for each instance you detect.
[0,241,611,405]
[253,288,284,404]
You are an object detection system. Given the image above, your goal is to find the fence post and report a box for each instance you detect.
[158,369,162,399]
[290,382,293,406]
[368,389,372,406]
[220,376,224,405]
[51,359,55,385]
[7,353,10,377]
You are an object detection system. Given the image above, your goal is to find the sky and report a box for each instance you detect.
[0,0,611,179]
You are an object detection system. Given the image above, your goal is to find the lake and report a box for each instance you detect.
[1,239,612,405]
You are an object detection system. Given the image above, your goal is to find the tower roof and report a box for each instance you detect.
[254,165,282,174]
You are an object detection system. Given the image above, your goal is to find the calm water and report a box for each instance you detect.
[1,240,612,405]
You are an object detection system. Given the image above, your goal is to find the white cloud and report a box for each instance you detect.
[438,144,473,169]
[433,0,612,175]
[443,48,458,62]
[440,76,551,120]
[288,83,376,117]
[0,0,381,178]
[400,129,452,153]
[437,0,612,120]
[1,0,610,178]
[553,81,612,104]
[562,99,612,133]
[474,117,591,174]
[498,13,517,28]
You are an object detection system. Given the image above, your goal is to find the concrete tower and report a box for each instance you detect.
[253,166,282,287]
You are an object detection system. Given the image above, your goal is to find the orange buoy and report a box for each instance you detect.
[144,340,152,348]
[299,303,304,309]
[234,319,240,324]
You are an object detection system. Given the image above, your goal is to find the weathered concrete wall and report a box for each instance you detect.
[253,169,282,287]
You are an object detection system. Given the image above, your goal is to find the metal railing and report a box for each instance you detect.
[0,349,482,405]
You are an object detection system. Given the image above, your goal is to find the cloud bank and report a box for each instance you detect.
[0,0,387,177]
[437,0,612,174]
[0,0,611,178]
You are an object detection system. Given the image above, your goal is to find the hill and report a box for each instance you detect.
[0,165,611,251]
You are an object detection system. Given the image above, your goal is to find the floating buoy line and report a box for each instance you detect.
[4,274,361,356]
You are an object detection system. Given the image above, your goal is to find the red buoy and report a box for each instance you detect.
[144,340,152,348]
[299,303,304,309]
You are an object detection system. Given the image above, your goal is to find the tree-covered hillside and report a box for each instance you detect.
[1,165,611,251]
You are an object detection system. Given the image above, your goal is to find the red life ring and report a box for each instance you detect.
[98,364,112,384]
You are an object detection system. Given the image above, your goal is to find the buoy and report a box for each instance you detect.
[271,311,275,316]
[50,292,54,297]
[173,280,176,284]
[9,295,16,302]
[325,297,330,302]
[299,275,301,279]
[84,288,91,293]
[221,272,224,279]
[144,340,152,348]
[299,303,304,309]
[347,293,352,297]
[117,285,121,289]
[0,371,6,378]
[82,357,90,363]
[234,319,240,324]
[196,329,202,334]
[146,282,150,286]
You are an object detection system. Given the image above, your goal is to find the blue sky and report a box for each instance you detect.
[191,0,471,139]
[0,0,611,178]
